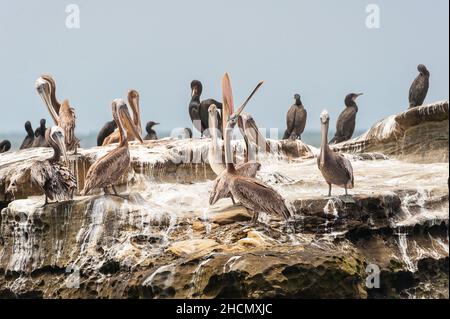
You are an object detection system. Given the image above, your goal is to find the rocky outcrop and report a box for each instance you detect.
[334,101,449,163]
[0,102,448,299]
[0,180,447,298]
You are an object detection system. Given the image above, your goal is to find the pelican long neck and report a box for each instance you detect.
[47,132,61,163]
[130,97,142,133]
[320,120,330,164]
[224,121,236,173]
[115,111,127,147]
[209,112,220,145]
[49,82,61,114]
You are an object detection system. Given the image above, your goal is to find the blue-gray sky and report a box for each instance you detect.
[0,0,448,135]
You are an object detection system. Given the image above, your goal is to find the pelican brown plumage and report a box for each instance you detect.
[30,126,77,205]
[318,110,354,196]
[210,74,291,223]
[35,75,79,152]
[81,99,144,196]
[208,73,265,177]
[102,90,142,145]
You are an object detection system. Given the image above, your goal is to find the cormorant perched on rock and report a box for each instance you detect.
[329,93,363,145]
[0,140,11,153]
[32,119,49,147]
[97,120,117,146]
[20,121,35,149]
[144,121,159,140]
[183,128,193,139]
[409,64,430,108]
[283,94,307,140]
[189,80,223,137]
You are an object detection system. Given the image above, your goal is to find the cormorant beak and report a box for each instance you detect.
[352,93,363,102]
[36,78,59,125]
[53,130,69,165]
[154,123,160,126]
[120,106,144,144]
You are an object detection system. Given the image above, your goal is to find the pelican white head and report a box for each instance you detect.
[320,110,330,124]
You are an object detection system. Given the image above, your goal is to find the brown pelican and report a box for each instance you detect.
[409,64,430,108]
[237,112,271,161]
[30,126,77,204]
[81,99,144,196]
[35,75,79,152]
[318,111,354,196]
[20,121,35,149]
[97,120,117,146]
[210,74,291,223]
[208,73,265,176]
[283,94,307,140]
[102,90,142,145]
[144,121,159,140]
[0,140,11,153]
[32,119,49,147]
[189,80,223,137]
[329,93,363,144]
[208,104,260,178]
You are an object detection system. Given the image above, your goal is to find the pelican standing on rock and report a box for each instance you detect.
[81,99,144,196]
[318,111,354,196]
[144,121,159,140]
[0,140,11,153]
[35,75,79,152]
[283,94,307,140]
[189,80,223,137]
[208,104,260,176]
[32,119,49,147]
[329,93,363,144]
[20,121,35,149]
[102,90,142,145]
[210,74,291,223]
[30,126,77,205]
[409,64,430,108]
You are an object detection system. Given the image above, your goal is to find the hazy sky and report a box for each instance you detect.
[0,0,448,135]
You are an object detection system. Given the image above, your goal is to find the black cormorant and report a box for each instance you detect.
[20,121,35,149]
[97,120,117,146]
[0,140,11,153]
[144,121,159,140]
[189,80,223,137]
[329,93,363,145]
[283,94,307,140]
[409,64,430,108]
[32,119,49,147]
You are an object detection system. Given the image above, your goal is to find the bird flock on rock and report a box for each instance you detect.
[0,64,432,226]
